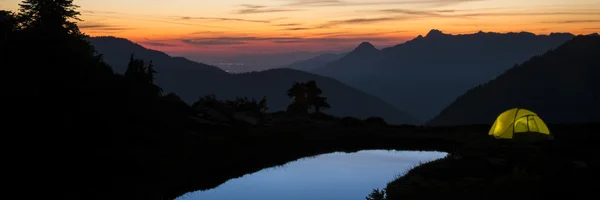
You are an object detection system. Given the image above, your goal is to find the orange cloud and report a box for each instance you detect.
[2,0,597,56]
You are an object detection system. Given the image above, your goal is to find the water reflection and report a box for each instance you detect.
[177,150,447,200]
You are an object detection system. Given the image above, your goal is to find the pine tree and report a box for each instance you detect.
[13,0,112,94]
[17,0,83,37]
[1,10,18,41]
[147,61,157,84]
[365,188,386,200]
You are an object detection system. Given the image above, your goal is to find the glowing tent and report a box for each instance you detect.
[489,108,551,140]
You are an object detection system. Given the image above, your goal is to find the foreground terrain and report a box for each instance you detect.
[88,111,599,200]
[386,123,599,200]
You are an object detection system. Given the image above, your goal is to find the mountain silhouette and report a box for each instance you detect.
[314,41,385,82]
[88,37,417,124]
[90,36,225,73]
[425,29,448,38]
[353,42,379,54]
[283,53,345,71]
[311,30,575,122]
[428,35,600,126]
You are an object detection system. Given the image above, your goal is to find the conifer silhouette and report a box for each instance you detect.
[18,0,83,37]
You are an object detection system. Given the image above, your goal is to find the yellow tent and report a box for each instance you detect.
[489,108,551,139]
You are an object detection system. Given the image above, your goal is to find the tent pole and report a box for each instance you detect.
[513,109,520,135]
[527,115,530,132]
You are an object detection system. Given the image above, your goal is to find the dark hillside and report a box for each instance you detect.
[429,35,600,126]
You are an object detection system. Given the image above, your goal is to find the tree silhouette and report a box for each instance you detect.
[125,54,163,97]
[226,97,254,112]
[13,0,112,96]
[258,96,268,113]
[125,54,151,82]
[17,0,83,37]
[192,95,270,124]
[192,94,217,110]
[366,188,386,200]
[286,80,330,114]
[287,82,310,114]
[305,80,330,113]
[0,10,17,41]
[147,61,157,83]
[313,96,331,113]
[306,80,323,98]
[223,96,269,114]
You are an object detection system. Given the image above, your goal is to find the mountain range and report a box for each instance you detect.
[89,30,598,126]
[428,35,600,126]
[88,37,417,124]
[308,30,576,122]
[282,53,346,71]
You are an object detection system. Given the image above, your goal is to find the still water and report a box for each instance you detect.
[177,150,447,200]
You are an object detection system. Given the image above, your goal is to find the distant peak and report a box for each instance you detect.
[352,42,378,52]
[345,41,380,57]
[357,41,375,49]
[517,31,536,36]
[590,33,599,36]
[425,29,446,37]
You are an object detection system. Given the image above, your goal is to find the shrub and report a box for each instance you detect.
[365,117,388,126]
[309,112,338,121]
[340,117,364,126]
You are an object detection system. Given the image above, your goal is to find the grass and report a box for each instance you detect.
[384,123,599,200]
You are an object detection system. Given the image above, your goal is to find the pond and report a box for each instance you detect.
[176,150,447,200]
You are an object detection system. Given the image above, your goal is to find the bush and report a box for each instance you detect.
[340,117,364,127]
[287,103,309,115]
[365,117,387,126]
[309,112,338,121]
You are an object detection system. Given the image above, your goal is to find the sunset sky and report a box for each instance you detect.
[1,0,599,57]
